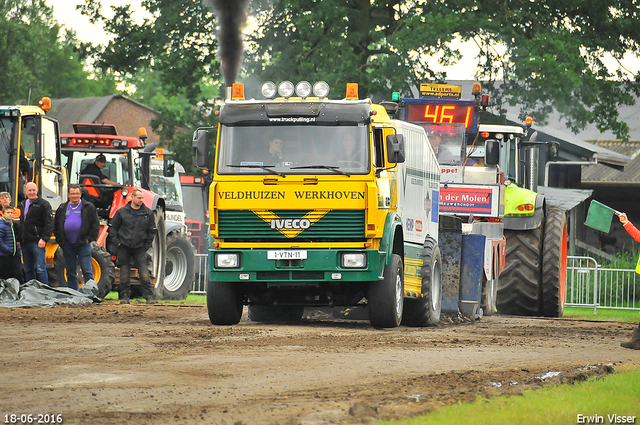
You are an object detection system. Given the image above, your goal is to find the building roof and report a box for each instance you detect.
[537,186,593,210]
[49,95,159,134]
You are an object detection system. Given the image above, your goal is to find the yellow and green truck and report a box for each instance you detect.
[193,81,442,328]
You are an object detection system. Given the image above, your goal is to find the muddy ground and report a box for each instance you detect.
[0,302,638,425]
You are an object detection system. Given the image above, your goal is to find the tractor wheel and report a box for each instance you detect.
[51,243,115,298]
[497,228,542,316]
[150,207,167,300]
[368,254,404,328]
[207,281,243,325]
[161,233,195,300]
[402,237,442,327]
[248,305,305,323]
[541,207,568,317]
[48,246,66,288]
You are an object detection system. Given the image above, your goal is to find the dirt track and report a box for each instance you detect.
[0,302,638,425]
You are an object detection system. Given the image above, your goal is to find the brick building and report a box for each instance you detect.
[50,95,161,145]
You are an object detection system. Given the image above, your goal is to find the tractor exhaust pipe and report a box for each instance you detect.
[225,85,232,100]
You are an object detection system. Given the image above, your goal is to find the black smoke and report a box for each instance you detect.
[202,0,249,87]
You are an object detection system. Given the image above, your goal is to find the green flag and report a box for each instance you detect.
[585,200,620,233]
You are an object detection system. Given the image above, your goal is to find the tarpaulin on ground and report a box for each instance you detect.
[0,279,101,308]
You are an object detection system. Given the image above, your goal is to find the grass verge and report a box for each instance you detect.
[563,307,640,322]
[376,366,640,425]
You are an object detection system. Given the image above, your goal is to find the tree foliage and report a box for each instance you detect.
[88,0,640,142]
[0,0,116,105]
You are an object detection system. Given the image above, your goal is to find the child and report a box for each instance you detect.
[0,205,18,280]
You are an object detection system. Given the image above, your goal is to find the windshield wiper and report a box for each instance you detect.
[226,164,286,177]
[290,165,351,176]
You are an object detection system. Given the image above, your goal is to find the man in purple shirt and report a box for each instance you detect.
[53,184,100,290]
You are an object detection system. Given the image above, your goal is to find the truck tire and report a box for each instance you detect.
[207,281,243,325]
[497,228,542,316]
[161,233,195,300]
[248,305,305,323]
[368,254,404,329]
[151,207,167,300]
[51,243,115,298]
[541,207,567,317]
[402,238,442,327]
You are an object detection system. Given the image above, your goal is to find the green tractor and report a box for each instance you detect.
[475,123,567,317]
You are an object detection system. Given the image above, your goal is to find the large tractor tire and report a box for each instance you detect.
[51,242,115,298]
[402,237,443,327]
[150,207,167,300]
[161,232,195,300]
[248,305,305,323]
[497,227,542,316]
[207,281,243,325]
[541,207,568,317]
[368,254,404,328]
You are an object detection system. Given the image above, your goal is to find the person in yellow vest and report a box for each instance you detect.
[617,212,640,350]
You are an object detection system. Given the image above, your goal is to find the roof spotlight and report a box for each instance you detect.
[261,81,277,99]
[313,81,330,98]
[295,81,312,98]
[278,81,295,98]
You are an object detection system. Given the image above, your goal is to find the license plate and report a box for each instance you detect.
[267,250,307,260]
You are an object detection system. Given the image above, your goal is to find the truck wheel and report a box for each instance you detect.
[51,243,115,298]
[150,207,167,300]
[161,233,195,300]
[402,238,442,327]
[207,281,243,325]
[497,228,542,316]
[368,254,404,328]
[248,305,305,323]
[541,207,567,317]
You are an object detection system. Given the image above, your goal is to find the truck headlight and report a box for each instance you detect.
[341,252,366,268]
[215,253,239,268]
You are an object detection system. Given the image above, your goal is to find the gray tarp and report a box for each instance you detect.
[0,279,101,308]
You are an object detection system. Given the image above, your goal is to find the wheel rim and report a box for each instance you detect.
[394,269,403,319]
[164,244,188,291]
[430,260,441,311]
[66,257,101,288]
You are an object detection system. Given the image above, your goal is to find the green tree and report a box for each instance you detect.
[0,0,116,104]
[87,0,640,140]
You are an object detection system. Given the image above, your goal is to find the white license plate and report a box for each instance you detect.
[267,250,307,260]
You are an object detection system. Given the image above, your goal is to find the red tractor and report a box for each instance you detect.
[55,123,168,298]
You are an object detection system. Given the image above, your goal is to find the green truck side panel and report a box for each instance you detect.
[379,211,402,265]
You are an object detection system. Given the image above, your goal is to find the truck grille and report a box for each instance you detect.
[218,210,365,241]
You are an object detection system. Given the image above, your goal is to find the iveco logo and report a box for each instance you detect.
[270,218,311,230]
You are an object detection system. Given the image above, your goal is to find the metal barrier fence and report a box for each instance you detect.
[567,256,640,313]
[191,254,208,294]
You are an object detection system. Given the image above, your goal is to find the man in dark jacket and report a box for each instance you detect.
[18,182,53,284]
[109,189,157,304]
[53,184,100,290]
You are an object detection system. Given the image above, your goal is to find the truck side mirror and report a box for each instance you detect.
[485,140,500,165]
[386,133,405,164]
[164,159,176,178]
[193,130,210,168]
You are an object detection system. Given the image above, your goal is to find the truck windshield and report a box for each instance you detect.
[150,171,184,211]
[416,123,466,166]
[216,125,370,175]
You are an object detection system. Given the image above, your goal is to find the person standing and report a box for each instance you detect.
[0,206,19,280]
[616,212,640,350]
[53,184,100,290]
[109,189,157,304]
[1,192,25,284]
[18,182,53,285]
